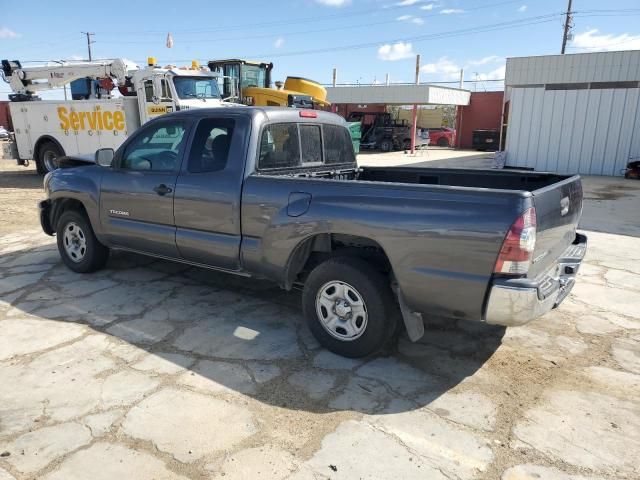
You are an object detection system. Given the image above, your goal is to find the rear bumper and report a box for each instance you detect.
[484,232,587,326]
[39,200,55,236]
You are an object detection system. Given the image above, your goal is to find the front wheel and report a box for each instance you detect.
[56,210,109,273]
[302,257,399,358]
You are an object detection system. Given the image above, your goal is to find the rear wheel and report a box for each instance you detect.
[302,257,399,358]
[379,139,393,152]
[36,141,64,174]
[56,210,109,273]
[437,137,449,147]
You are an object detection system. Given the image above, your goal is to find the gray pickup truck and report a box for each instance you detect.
[40,107,587,357]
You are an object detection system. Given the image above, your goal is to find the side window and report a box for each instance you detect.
[144,80,153,102]
[299,125,322,164]
[323,125,356,165]
[121,122,185,172]
[143,80,172,103]
[258,124,300,169]
[188,118,235,173]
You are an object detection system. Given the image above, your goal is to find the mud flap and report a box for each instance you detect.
[395,287,425,342]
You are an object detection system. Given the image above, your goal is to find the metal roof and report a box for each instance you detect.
[326,84,471,105]
[505,50,640,86]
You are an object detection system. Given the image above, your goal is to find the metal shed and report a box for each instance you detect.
[504,50,640,176]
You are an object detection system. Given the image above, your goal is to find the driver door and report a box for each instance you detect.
[137,78,175,125]
[100,118,189,258]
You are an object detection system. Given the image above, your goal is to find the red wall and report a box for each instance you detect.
[0,101,12,130]
[455,91,503,149]
[331,103,387,123]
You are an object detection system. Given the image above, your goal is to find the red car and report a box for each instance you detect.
[427,127,456,147]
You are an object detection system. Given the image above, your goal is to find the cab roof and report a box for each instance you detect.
[163,106,347,126]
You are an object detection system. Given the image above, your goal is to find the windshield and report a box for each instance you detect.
[173,77,221,100]
[241,65,267,90]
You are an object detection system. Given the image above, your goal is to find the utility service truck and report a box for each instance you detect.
[1,57,233,173]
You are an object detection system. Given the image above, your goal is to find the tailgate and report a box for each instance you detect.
[528,175,583,279]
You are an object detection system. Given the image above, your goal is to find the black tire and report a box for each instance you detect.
[56,210,109,273]
[379,139,393,152]
[437,137,449,147]
[302,256,399,358]
[402,139,411,151]
[36,141,64,175]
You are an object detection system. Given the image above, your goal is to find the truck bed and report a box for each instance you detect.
[360,166,571,191]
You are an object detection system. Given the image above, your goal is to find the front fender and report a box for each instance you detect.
[46,166,105,239]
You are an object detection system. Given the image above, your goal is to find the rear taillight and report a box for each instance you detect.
[494,207,537,275]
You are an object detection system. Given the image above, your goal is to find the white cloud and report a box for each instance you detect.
[396,14,424,25]
[274,37,284,48]
[69,54,86,61]
[420,57,461,79]
[314,0,350,6]
[517,5,527,12]
[0,27,19,39]
[468,55,502,66]
[571,29,640,52]
[395,0,419,5]
[476,65,506,81]
[440,8,464,14]
[420,3,434,10]
[378,42,415,61]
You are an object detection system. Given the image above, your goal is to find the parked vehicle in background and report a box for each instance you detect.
[347,111,412,151]
[472,129,499,151]
[1,57,236,174]
[40,107,587,358]
[0,125,8,140]
[427,127,456,147]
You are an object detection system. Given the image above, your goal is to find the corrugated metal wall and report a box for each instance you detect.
[505,86,640,175]
[506,50,640,86]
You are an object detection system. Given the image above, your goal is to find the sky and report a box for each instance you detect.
[2,0,640,100]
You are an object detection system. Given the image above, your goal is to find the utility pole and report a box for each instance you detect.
[410,54,420,155]
[561,0,573,54]
[82,32,95,61]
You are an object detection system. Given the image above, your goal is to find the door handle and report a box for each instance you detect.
[153,184,173,196]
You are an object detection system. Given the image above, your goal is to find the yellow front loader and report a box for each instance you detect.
[207,59,329,109]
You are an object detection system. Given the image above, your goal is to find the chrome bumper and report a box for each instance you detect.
[484,233,587,327]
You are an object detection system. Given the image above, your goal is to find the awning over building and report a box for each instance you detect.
[326,84,471,106]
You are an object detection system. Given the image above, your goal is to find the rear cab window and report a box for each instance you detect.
[258,122,355,170]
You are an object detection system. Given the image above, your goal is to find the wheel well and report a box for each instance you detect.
[286,233,392,289]
[51,198,88,231]
[34,136,65,161]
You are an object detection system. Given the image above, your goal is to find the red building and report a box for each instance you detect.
[0,101,13,130]
[455,91,503,149]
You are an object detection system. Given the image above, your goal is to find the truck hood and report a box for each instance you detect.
[177,99,244,109]
[57,153,95,168]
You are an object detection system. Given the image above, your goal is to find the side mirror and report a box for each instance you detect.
[95,148,114,167]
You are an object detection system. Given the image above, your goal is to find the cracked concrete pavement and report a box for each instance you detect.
[1,163,639,479]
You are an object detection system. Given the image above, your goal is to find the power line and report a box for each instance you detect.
[97,0,524,45]
[92,1,494,36]
[97,0,525,42]
[245,13,564,60]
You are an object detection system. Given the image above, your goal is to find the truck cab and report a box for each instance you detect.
[130,63,230,124]
[207,59,326,108]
